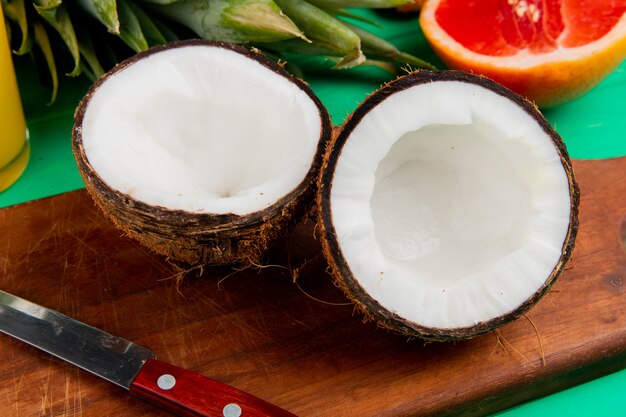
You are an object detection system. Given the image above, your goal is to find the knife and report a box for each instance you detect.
[0,289,297,417]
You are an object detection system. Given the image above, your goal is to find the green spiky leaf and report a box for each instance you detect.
[2,0,433,104]
[32,20,58,103]
[221,0,307,43]
[33,0,82,76]
[150,15,179,41]
[74,23,105,80]
[136,0,185,5]
[328,8,382,28]
[273,0,364,68]
[74,0,120,34]
[307,0,412,8]
[128,0,167,45]
[3,0,32,54]
[118,0,149,51]
[149,0,305,43]
[345,22,435,69]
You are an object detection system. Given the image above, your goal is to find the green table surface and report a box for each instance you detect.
[2,9,626,417]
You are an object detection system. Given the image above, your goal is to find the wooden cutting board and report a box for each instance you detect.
[1,157,625,417]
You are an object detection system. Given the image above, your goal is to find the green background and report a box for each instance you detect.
[1,9,625,416]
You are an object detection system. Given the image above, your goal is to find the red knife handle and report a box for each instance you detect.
[130,358,298,417]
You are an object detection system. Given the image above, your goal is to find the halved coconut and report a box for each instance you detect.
[73,40,331,265]
[318,71,579,340]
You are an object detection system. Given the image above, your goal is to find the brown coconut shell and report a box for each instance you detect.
[317,70,580,341]
[73,40,332,266]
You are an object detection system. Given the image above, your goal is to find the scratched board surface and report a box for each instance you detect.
[1,157,626,416]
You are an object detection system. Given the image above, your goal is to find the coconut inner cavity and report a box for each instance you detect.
[330,81,571,329]
[81,45,322,215]
[371,123,531,286]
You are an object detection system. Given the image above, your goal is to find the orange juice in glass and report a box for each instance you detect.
[0,7,29,192]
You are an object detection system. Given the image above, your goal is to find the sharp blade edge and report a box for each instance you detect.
[0,290,155,388]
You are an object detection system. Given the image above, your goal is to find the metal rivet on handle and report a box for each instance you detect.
[157,374,176,390]
[223,403,242,417]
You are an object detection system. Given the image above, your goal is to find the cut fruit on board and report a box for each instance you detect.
[419,0,626,107]
[317,70,579,340]
[0,156,625,417]
[72,40,331,266]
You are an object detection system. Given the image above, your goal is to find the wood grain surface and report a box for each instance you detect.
[1,157,625,417]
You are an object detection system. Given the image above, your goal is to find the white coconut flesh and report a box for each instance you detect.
[330,80,572,330]
[81,44,322,215]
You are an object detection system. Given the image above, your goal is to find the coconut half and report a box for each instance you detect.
[318,71,579,340]
[73,40,331,265]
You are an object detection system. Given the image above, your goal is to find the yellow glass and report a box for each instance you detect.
[0,8,29,192]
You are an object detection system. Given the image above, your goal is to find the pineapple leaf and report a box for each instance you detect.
[261,38,364,69]
[326,55,398,73]
[127,1,167,46]
[14,0,434,104]
[3,0,33,54]
[142,0,214,40]
[344,22,435,69]
[221,0,308,43]
[74,23,105,80]
[362,58,397,73]
[79,59,96,81]
[117,0,149,51]
[136,0,185,5]
[148,0,305,44]
[33,0,82,76]
[272,0,364,68]
[307,0,412,8]
[327,8,382,28]
[261,38,334,56]
[32,20,58,103]
[74,0,120,35]
[150,14,179,41]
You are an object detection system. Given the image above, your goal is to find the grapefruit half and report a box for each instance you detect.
[420,0,626,107]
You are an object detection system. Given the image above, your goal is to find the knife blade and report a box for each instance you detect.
[0,289,297,417]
